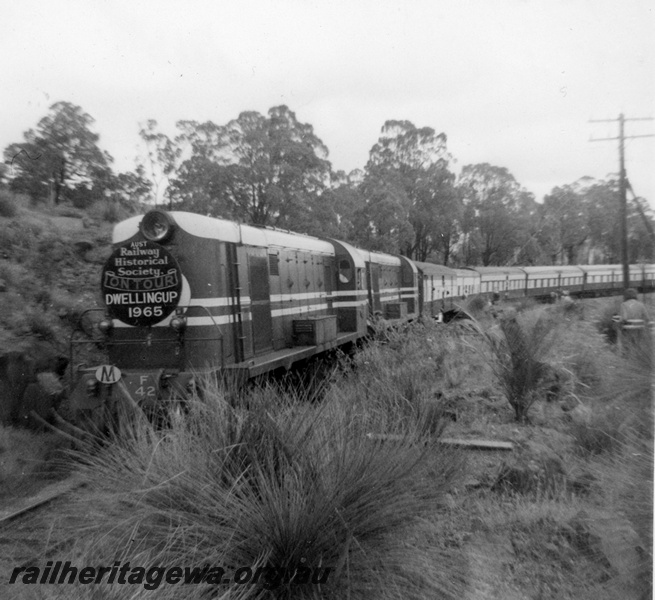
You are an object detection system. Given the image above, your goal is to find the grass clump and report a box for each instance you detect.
[345,320,478,436]
[482,311,558,423]
[43,379,466,599]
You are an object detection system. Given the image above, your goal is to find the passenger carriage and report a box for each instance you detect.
[629,263,655,293]
[578,264,623,296]
[468,266,527,299]
[522,266,585,299]
[452,268,481,299]
[414,262,457,317]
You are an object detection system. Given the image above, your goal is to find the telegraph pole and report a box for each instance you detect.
[590,114,654,289]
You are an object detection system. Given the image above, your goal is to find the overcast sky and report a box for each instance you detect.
[3,0,654,207]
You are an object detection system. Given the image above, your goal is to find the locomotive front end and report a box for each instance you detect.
[68,210,205,425]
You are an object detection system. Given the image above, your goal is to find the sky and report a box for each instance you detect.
[3,0,654,207]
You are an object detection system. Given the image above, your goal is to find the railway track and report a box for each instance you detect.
[0,477,83,574]
[0,477,81,527]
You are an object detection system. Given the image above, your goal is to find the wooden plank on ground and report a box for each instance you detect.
[366,433,513,451]
[439,437,514,451]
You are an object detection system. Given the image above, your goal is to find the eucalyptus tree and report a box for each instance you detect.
[540,181,590,264]
[457,163,537,266]
[138,119,182,207]
[359,120,460,261]
[3,101,112,204]
[170,106,332,229]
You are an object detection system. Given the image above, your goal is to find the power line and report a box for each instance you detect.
[589,114,654,288]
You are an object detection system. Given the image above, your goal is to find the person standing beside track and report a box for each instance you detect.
[615,288,651,356]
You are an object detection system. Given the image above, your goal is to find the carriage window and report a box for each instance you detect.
[338,259,353,283]
[268,253,280,276]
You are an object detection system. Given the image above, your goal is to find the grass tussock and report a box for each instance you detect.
[345,320,488,435]
[461,294,487,315]
[43,378,466,599]
[482,310,559,423]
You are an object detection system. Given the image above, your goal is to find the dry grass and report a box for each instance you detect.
[3,296,652,600]
[28,374,466,599]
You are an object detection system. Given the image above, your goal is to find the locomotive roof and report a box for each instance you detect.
[356,249,402,266]
[114,212,335,255]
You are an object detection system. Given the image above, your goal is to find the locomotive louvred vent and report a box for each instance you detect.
[269,253,280,276]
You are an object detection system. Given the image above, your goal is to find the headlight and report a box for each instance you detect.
[139,210,176,243]
[170,314,187,332]
[98,318,114,335]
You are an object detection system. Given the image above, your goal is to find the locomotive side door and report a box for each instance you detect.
[366,262,382,315]
[247,249,274,355]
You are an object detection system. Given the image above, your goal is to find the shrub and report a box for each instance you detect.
[102,201,123,223]
[53,204,85,218]
[0,190,17,217]
[483,311,558,422]
[514,296,538,314]
[463,294,487,314]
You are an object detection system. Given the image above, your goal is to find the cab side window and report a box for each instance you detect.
[338,259,352,284]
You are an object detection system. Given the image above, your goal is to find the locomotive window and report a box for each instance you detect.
[338,259,352,284]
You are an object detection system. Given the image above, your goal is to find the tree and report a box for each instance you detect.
[359,120,460,261]
[457,164,536,265]
[0,163,8,188]
[138,120,182,207]
[583,178,621,262]
[170,106,332,228]
[3,101,112,204]
[540,181,590,264]
[108,165,153,211]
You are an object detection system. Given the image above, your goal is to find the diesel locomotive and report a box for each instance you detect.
[67,209,655,421]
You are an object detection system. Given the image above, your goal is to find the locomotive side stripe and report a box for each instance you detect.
[332,300,367,308]
[271,292,326,302]
[330,290,368,297]
[112,313,254,328]
[187,297,252,307]
[185,292,368,305]
[271,303,329,318]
